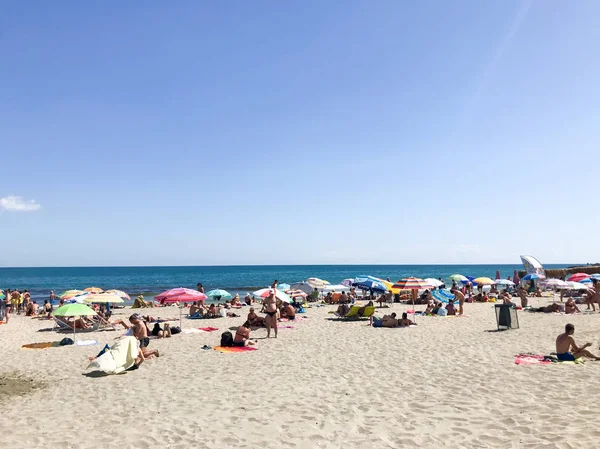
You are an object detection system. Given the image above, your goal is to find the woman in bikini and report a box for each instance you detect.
[263,291,278,338]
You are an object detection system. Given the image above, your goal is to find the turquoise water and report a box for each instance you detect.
[0,264,569,303]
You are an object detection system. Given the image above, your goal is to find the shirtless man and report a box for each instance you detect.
[128,314,160,358]
[517,286,528,308]
[450,287,465,315]
[281,302,295,320]
[556,323,599,361]
[233,322,256,347]
[446,300,457,316]
[370,313,398,328]
[262,292,278,338]
[399,312,413,327]
[565,297,580,314]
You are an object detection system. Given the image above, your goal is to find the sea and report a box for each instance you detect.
[0,264,570,304]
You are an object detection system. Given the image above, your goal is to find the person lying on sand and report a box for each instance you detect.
[150,322,181,338]
[556,323,600,361]
[281,302,295,320]
[399,312,414,327]
[247,307,265,327]
[370,313,398,328]
[565,297,580,314]
[233,322,256,347]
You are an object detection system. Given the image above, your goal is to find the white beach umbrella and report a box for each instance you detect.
[424,278,443,287]
[319,284,350,293]
[306,278,330,289]
[557,281,588,290]
[494,279,515,286]
[541,279,568,288]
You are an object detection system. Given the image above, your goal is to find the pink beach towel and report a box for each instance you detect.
[198,327,219,332]
[213,346,257,353]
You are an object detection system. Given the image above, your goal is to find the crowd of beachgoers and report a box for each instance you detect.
[2,272,600,370]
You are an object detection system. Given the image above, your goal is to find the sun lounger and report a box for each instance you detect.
[54,317,101,332]
[359,306,376,318]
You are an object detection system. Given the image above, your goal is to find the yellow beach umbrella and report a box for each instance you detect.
[473,277,495,285]
[104,289,131,300]
[83,293,124,304]
[84,287,104,293]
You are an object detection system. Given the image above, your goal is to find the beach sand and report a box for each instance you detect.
[2,298,600,449]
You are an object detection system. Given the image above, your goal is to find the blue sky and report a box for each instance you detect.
[1,1,599,267]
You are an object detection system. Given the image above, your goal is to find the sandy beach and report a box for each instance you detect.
[2,298,600,449]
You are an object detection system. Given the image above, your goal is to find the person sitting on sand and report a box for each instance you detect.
[324,292,333,304]
[281,302,295,320]
[565,297,580,314]
[244,293,253,306]
[247,307,265,327]
[490,284,498,295]
[233,322,256,347]
[446,300,457,316]
[517,286,528,308]
[339,291,349,304]
[370,313,398,328]
[425,300,434,315]
[556,323,600,361]
[128,314,160,359]
[231,294,241,307]
[399,312,414,327]
[534,286,542,297]
[43,300,53,318]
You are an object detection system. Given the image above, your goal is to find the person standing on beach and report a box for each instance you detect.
[517,286,528,308]
[263,291,278,338]
[451,287,465,315]
[197,283,204,294]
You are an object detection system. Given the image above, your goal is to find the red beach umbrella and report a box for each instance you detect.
[567,273,590,283]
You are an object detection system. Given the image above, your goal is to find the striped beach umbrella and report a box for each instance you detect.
[104,289,131,300]
[567,273,590,283]
[392,277,432,290]
[83,293,124,304]
[306,278,330,289]
[252,288,292,303]
[60,289,85,299]
[287,289,308,299]
[84,287,104,294]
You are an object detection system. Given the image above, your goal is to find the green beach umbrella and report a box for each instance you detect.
[448,274,468,282]
[206,289,233,300]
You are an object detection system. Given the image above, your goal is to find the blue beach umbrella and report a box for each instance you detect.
[352,277,387,293]
[206,289,233,300]
[522,274,540,281]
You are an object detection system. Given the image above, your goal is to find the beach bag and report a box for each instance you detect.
[220,331,233,347]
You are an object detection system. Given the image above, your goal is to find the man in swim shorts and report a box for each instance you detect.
[555,323,600,361]
[129,314,160,359]
[370,313,398,328]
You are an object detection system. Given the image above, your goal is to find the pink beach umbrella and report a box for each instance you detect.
[155,288,208,328]
[567,273,590,283]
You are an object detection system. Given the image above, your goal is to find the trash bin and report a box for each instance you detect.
[495,304,519,330]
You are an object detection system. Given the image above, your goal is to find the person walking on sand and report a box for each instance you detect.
[450,287,465,315]
[262,291,278,338]
[556,323,600,361]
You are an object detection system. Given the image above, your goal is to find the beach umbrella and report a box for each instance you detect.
[424,278,443,288]
[83,293,124,304]
[590,274,600,280]
[522,274,540,281]
[352,278,388,293]
[567,273,590,283]
[557,281,588,290]
[341,278,354,287]
[580,278,593,284]
[392,278,432,323]
[306,278,330,289]
[84,287,104,294]
[541,279,568,287]
[155,288,208,327]
[448,274,467,282]
[495,279,515,286]
[104,289,131,300]
[60,290,85,299]
[274,283,290,291]
[356,275,399,293]
[206,289,233,300]
[473,277,495,286]
[287,289,308,299]
[252,288,292,303]
[53,303,97,341]
[67,292,90,303]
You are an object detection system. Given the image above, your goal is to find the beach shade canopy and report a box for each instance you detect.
[541,279,568,287]
[83,293,124,304]
[341,278,355,287]
[306,278,330,289]
[287,289,308,299]
[104,289,131,300]
[392,277,432,290]
[424,278,443,287]
[155,288,208,304]
[352,278,388,293]
[84,287,104,294]
[252,288,292,303]
[567,273,590,283]
[206,289,233,300]
[494,279,515,286]
[53,303,96,317]
[448,274,467,282]
[473,277,495,285]
[60,290,85,299]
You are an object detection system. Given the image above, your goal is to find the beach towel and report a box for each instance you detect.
[75,339,98,346]
[22,341,61,350]
[198,327,219,332]
[515,353,584,365]
[86,336,139,374]
[213,346,257,353]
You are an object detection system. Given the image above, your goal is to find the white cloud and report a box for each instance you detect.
[0,196,41,212]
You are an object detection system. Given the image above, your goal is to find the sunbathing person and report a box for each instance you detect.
[281,302,296,320]
[564,297,580,314]
[233,322,256,346]
[399,312,414,327]
[357,300,374,317]
[339,291,349,304]
[246,307,265,327]
[556,323,600,361]
[530,303,563,313]
[231,294,242,307]
[336,304,351,317]
[128,314,160,359]
[370,313,398,328]
[446,300,457,316]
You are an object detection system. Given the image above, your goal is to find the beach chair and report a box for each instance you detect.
[359,306,376,319]
[338,305,360,319]
[53,316,101,333]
